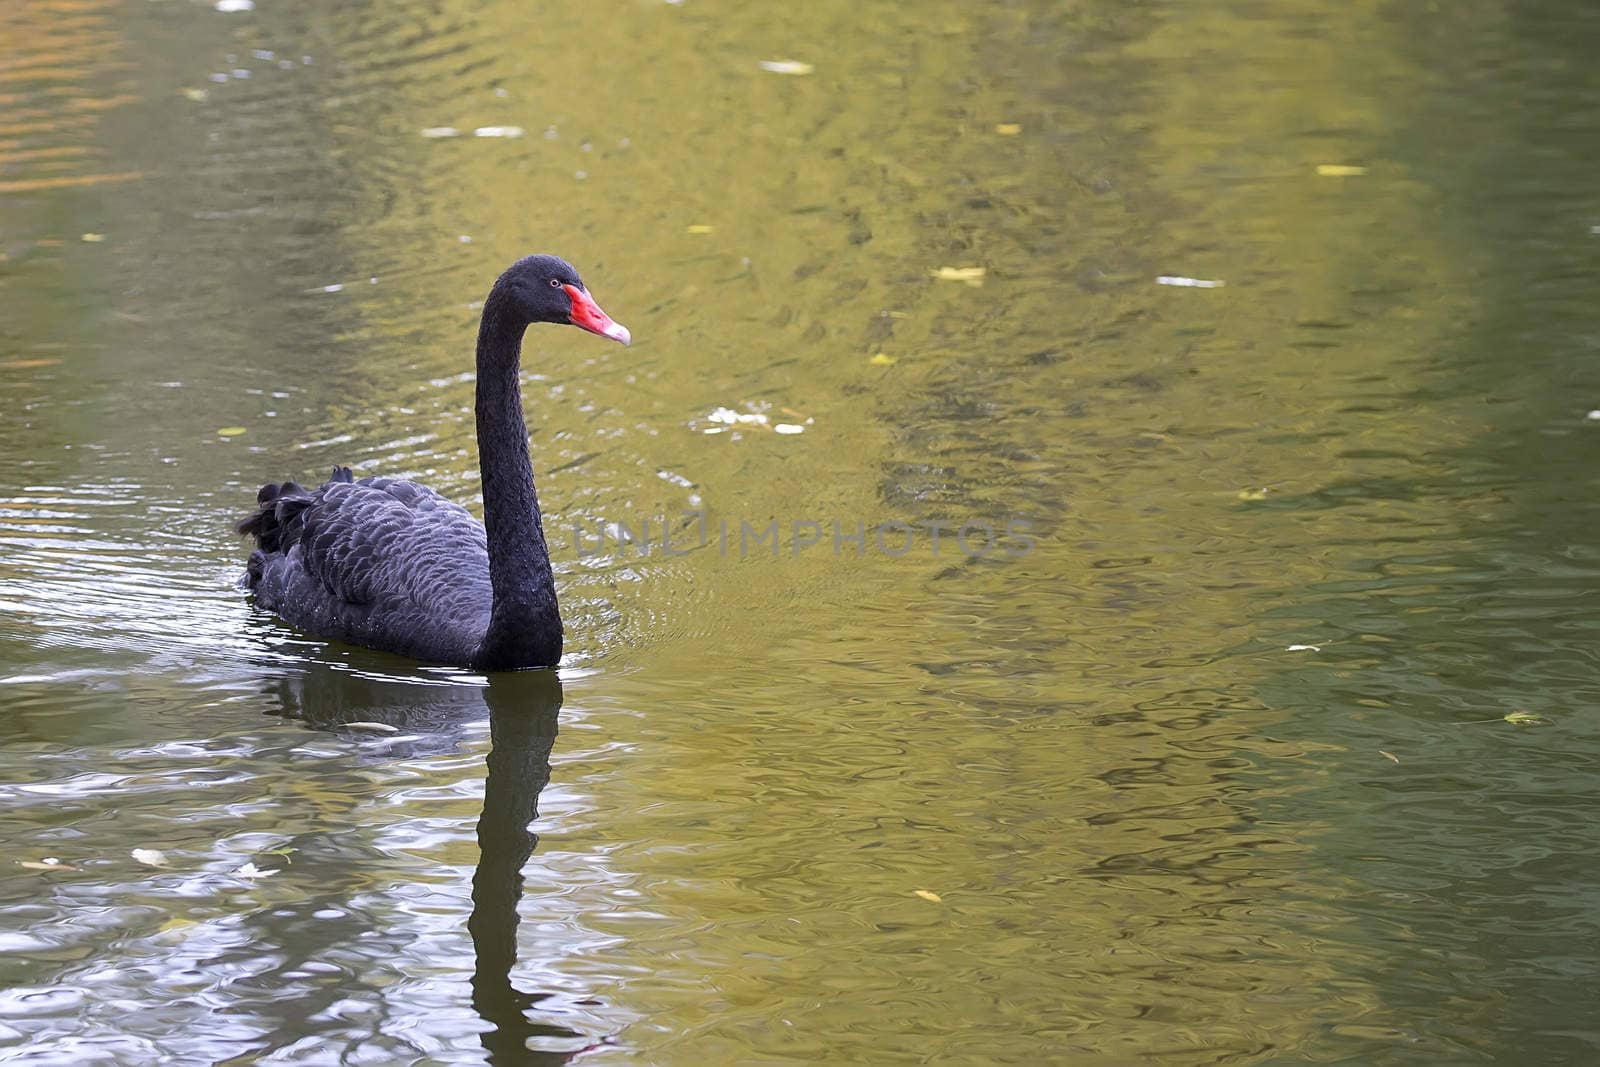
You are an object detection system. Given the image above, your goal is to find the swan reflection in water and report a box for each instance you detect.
[267,664,600,1062]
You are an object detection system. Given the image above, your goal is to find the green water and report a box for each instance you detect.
[2,0,1598,1062]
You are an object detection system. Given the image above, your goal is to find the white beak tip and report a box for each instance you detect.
[604,322,631,346]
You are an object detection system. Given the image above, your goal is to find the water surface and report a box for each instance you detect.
[2,0,1599,1062]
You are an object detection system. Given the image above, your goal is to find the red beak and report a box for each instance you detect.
[562,284,630,345]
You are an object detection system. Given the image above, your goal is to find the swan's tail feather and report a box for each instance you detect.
[236,479,316,560]
[237,470,358,589]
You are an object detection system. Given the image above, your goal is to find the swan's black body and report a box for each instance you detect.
[237,255,629,671]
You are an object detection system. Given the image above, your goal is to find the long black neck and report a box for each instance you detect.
[472,286,563,670]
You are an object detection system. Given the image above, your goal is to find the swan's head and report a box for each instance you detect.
[501,254,631,346]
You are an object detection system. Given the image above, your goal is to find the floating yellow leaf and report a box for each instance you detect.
[131,849,170,868]
[345,721,398,733]
[181,88,208,102]
[0,358,61,369]
[21,858,79,872]
[759,60,814,76]
[81,233,106,243]
[1237,488,1269,501]
[995,123,1022,135]
[686,224,715,235]
[1316,164,1366,177]
[869,353,897,366]
[1503,711,1545,725]
[931,266,986,287]
[1379,750,1400,764]
[913,889,943,903]
[217,427,247,437]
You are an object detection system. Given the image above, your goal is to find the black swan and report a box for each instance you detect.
[236,254,629,670]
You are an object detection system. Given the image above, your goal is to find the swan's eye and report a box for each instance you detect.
[549,278,562,288]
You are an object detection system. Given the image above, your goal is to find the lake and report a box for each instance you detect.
[2,0,1598,1062]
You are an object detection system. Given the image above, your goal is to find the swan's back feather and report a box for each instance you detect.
[238,467,493,664]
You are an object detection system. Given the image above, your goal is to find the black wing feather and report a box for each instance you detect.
[237,467,494,664]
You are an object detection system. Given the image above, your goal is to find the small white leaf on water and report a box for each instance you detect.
[474,126,525,138]
[1157,276,1225,288]
[234,862,278,879]
[760,60,814,75]
[215,0,254,11]
[1286,644,1322,652]
[707,406,769,426]
[420,127,461,139]
[1586,410,1600,421]
[774,423,805,435]
[345,721,398,733]
[131,849,170,868]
